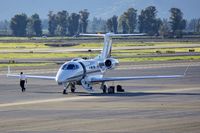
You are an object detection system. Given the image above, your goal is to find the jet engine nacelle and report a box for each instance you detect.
[104,58,119,69]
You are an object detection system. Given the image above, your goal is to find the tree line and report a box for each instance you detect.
[10,13,42,37]
[0,6,199,37]
[48,9,89,36]
[9,9,89,37]
[107,6,187,38]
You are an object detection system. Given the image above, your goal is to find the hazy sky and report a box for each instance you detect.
[0,0,199,20]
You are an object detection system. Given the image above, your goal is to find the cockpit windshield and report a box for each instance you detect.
[62,63,79,70]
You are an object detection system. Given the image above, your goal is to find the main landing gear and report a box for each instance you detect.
[63,82,76,94]
[101,83,125,94]
[116,85,125,92]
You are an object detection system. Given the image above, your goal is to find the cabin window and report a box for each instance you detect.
[62,64,79,70]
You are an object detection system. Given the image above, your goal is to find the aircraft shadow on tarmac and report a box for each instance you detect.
[27,91,200,97]
[79,92,200,97]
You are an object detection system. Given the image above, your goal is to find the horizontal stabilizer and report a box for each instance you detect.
[79,33,105,37]
[79,33,145,37]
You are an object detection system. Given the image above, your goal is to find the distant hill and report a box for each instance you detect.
[0,0,199,20]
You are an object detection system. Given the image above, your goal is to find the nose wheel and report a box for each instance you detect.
[63,82,76,94]
[63,89,67,94]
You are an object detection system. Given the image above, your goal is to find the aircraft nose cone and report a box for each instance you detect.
[56,71,66,83]
[56,73,66,83]
[56,70,74,83]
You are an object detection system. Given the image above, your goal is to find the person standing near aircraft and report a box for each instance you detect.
[20,72,27,92]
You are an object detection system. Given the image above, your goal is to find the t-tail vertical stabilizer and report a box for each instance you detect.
[101,33,112,59]
[79,33,145,60]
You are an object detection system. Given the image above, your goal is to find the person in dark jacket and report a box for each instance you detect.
[20,72,27,92]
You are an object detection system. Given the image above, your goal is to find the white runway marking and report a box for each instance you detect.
[0,96,99,108]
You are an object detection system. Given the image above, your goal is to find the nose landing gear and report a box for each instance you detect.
[63,89,67,94]
[62,82,76,94]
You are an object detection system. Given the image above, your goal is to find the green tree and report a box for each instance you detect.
[79,9,90,33]
[188,19,197,32]
[0,20,10,35]
[106,18,113,32]
[169,8,186,37]
[89,17,107,33]
[10,13,28,36]
[187,18,200,33]
[124,8,137,33]
[48,11,57,36]
[55,25,62,36]
[197,19,200,33]
[106,15,118,33]
[91,17,98,33]
[159,19,170,38]
[27,14,42,36]
[68,13,80,36]
[118,14,128,34]
[56,10,69,36]
[26,19,34,36]
[138,6,161,35]
[112,15,118,33]
[155,18,163,35]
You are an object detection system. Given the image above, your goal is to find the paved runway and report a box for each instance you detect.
[0,61,200,133]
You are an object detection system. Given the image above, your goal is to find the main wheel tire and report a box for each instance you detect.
[103,85,107,93]
[71,88,75,93]
[108,86,115,94]
[117,85,124,92]
[63,90,67,94]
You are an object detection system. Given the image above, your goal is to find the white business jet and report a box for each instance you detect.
[7,33,184,94]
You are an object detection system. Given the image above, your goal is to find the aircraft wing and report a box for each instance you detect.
[79,33,145,37]
[90,75,184,83]
[79,33,105,37]
[6,66,56,80]
[109,33,146,36]
[7,73,56,80]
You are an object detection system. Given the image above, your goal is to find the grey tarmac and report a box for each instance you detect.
[0,61,200,133]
